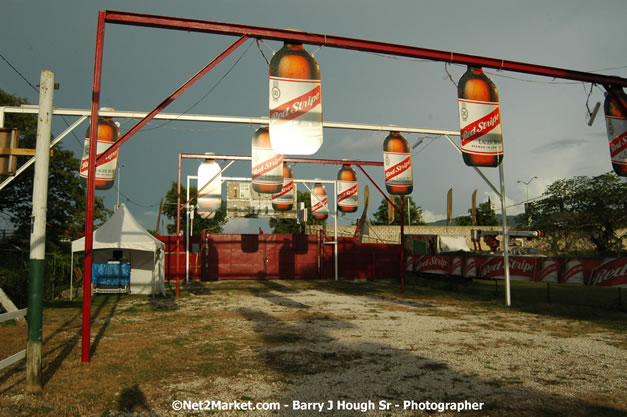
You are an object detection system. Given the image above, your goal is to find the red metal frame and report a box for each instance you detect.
[179,154,384,211]
[101,10,626,87]
[82,10,627,362]
[175,154,389,298]
[82,11,106,363]
[356,165,406,292]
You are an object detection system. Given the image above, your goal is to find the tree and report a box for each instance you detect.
[371,195,426,226]
[455,200,498,226]
[163,181,227,235]
[0,88,111,303]
[0,89,111,248]
[269,190,314,234]
[522,173,627,255]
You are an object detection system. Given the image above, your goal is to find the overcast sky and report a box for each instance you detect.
[1,0,625,233]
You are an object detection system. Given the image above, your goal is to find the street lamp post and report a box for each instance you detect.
[116,164,124,210]
[517,176,537,227]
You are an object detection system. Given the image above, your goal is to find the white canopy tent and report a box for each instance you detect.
[71,204,165,295]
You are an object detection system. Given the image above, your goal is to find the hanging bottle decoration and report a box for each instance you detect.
[457,66,504,167]
[252,126,284,194]
[197,210,216,219]
[383,131,413,195]
[603,87,627,177]
[311,180,328,220]
[272,162,295,211]
[337,162,358,213]
[80,108,120,190]
[197,153,222,213]
[269,42,323,155]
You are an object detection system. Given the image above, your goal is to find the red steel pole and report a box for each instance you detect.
[95,36,249,165]
[400,197,405,293]
[179,153,384,166]
[356,165,401,214]
[101,10,627,88]
[356,165,405,292]
[176,154,181,297]
[82,11,106,363]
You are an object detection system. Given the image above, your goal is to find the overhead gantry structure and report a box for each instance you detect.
[48,10,627,362]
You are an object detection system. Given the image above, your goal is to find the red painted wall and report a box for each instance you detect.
[158,234,402,281]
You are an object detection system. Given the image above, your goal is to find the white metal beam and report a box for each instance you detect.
[0,106,460,136]
[0,116,88,192]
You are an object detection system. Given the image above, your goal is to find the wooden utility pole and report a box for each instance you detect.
[26,70,54,391]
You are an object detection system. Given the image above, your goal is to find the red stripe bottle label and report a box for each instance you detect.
[606,116,627,173]
[337,180,358,210]
[252,147,283,187]
[384,152,412,187]
[80,138,118,181]
[272,179,295,207]
[269,77,322,155]
[458,99,503,157]
[311,195,328,217]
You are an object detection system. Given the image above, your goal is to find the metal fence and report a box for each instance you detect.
[0,307,27,371]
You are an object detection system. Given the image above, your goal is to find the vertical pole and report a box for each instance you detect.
[334,180,338,281]
[83,11,105,363]
[317,228,322,278]
[176,154,181,296]
[190,207,195,277]
[400,196,405,293]
[498,161,511,307]
[116,166,121,210]
[186,175,190,284]
[26,69,54,391]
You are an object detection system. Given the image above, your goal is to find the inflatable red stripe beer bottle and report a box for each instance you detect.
[197,211,216,219]
[272,162,295,211]
[603,86,627,176]
[269,42,322,155]
[383,131,413,195]
[457,66,504,167]
[252,126,283,194]
[311,180,328,221]
[80,108,120,190]
[197,153,222,215]
[337,163,358,213]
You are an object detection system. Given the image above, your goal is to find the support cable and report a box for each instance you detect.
[142,39,254,132]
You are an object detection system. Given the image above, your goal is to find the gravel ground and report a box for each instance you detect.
[155,281,627,417]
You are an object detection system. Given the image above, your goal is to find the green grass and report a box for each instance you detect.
[407,273,627,328]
